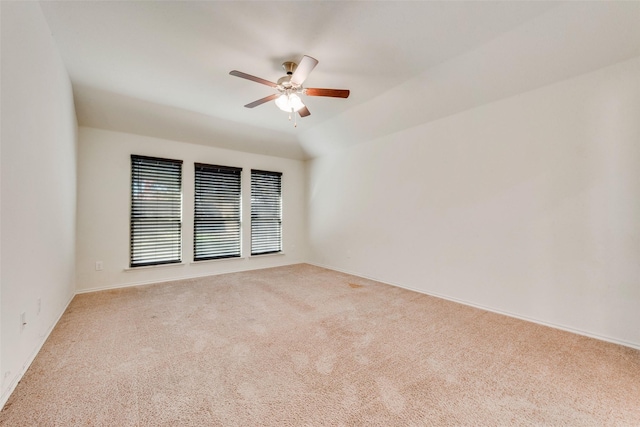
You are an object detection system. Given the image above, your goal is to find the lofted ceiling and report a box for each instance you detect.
[39,1,640,160]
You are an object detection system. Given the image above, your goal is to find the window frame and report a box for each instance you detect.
[251,169,283,256]
[130,155,183,268]
[193,163,243,261]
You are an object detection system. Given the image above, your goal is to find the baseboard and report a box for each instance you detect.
[0,291,76,409]
[75,261,302,294]
[307,262,640,351]
[75,272,220,294]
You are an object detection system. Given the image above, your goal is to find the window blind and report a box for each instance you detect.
[251,169,282,255]
[130,155,183,267]
[194,163,242,261]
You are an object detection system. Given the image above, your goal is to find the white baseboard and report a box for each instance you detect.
[75,261,301,294]
[75,272,221,294]
[0,291,76,409]
[306,262,640,351]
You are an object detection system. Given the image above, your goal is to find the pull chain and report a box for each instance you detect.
[286,108,298,128]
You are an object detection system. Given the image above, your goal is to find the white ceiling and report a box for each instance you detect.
[39,1,640,160]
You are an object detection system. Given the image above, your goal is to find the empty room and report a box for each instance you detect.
[1,1,639,425]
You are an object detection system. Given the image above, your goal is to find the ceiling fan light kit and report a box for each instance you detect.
[275,93,304,113]
[229,55,350,127]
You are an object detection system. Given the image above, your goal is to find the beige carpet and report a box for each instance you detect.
[1,264,639,426]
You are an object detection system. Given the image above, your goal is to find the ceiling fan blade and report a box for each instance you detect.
[305,88,350,98]
[244,94,278,108]
[298,106,311,118]
[229,70,277,88]
[290,55,318,86]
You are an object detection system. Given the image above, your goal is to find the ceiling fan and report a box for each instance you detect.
[229,55,349,126]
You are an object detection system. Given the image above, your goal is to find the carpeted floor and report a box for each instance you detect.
[1,264,639,426]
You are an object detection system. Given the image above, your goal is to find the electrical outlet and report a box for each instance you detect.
[95,261,103,271]
[20,312,26,332]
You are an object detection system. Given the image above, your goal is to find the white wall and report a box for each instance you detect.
[1,2,77,403]
[76,127,307,292]
[308,57,640,349]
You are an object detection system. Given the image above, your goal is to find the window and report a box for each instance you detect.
[251,169,282,255]
[194,163,242,261]
[130,155,183,267]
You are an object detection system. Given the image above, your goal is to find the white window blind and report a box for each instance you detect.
[251,169,282,255]
[194,163,242,261]
[130,155,183,267]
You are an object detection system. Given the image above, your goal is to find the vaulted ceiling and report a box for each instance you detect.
[39,1,640,160]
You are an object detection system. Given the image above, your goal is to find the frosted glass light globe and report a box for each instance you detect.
[275,93,304,112]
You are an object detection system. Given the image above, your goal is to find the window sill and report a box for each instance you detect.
[123,252,284,270]
[250,252,285,258]
[190,257,246,265]
[124,262,186,272]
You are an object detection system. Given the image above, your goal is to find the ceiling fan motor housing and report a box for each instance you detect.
[277,75,293,88]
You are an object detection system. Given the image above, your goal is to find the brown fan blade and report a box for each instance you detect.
[305,88,350,98]
[229,70,277,88]
[290,55,318,86]
[244,94,278,108]
[298,106,311,118]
